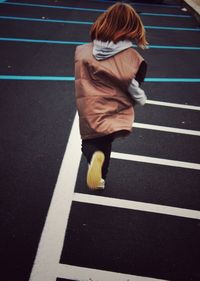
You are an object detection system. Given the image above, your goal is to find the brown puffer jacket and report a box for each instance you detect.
[75,43,144,140]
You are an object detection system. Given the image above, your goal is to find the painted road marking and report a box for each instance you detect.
[140,12,191,18]
[0,15,93,25]
[73,193,200,220]
[145,78,200,82]
[90,0,180,8]
[0,75,200,82]
[1,36,200,50]
[1,1,105,12]
[29,113,81,281]
[146,100,200,111]
[0,1,182,12]
[0,37,87,45]
[0,75,75,81]
[57,263,169,281]
[111,152,200,170]
[0,15,199,31]
[29,112,200,281]
[133,122,200,136]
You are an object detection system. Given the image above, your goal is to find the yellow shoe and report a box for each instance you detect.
[87,151,105,189]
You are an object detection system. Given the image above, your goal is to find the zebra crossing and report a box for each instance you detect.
[0,0,200,280]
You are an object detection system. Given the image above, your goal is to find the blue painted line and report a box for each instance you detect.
[145,25,200,31]
[140,12,191,18]
[145,78,200,82]
[0,37,86,45]
[0,16,93,25]
[148,45,200,50]
[0,2,191,19]
[0,16,199,32]
[135,2,180,8]
[89,0,181,8]
[1,37,200,51]
[0,75,199,83]
[0,75,75,81]
[0,2,105,12]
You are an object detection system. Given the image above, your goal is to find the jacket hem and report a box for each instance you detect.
[80,127,132,140]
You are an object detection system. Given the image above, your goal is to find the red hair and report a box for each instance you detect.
[90,2,148,49]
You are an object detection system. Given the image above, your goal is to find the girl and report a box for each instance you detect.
[75,2,148,190]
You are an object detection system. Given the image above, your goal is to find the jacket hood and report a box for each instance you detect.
[92,40,132,60]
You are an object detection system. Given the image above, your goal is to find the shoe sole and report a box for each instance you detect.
[87,151,105,189]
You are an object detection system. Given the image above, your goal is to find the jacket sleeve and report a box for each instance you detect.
[127,60,147,106]
[128,79,147,106]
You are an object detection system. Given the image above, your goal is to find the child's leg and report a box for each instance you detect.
[81,135,114,185]
[100,140,112,179]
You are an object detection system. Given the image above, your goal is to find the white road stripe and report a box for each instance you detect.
[73,193,200,220]
[58,263,169,281]
[29,111,200,281]
[134,122,200,136]
[146,99,200,111]
[29,113,82,281]
[111,152,200,170]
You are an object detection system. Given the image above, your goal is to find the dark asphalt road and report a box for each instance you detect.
[0,0,200,281]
